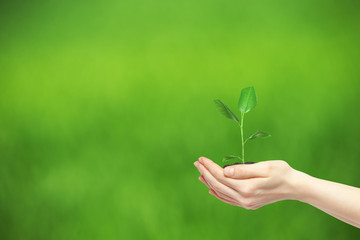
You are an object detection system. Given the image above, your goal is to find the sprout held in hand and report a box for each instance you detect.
[214,87,271,166]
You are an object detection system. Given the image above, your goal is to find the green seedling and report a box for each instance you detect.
[214,87,271,164]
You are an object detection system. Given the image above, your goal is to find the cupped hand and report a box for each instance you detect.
[194,157,300,210]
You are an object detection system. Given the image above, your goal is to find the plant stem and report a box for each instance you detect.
[239,113,245,164]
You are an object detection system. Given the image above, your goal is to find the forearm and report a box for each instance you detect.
[291,170,360,228]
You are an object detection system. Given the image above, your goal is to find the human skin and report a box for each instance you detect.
[194,157,360,228]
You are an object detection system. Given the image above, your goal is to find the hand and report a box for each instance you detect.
[194,157,300,210]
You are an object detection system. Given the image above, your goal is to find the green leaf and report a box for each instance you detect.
[246,130,271,143]
[238,86,257,114]
[222,155,241,162]
[214,99,239,122]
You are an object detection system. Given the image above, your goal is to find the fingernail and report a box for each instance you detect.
[198,157,204,163]
[224,167,234,177]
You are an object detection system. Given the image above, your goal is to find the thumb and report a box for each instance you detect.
[223,162,269,179]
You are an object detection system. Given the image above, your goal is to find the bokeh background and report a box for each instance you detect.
[1,0,360,239]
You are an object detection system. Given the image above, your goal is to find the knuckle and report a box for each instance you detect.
[272,160,291,174]
[241,199,254,209]
[217,192,227,199]
[263,162,272,173]
[240,186,254,197]
[234,166,245,177]
[249,205,261,210]
[211,181,221,191]
[234,195,244,204]
[276,160,289,168]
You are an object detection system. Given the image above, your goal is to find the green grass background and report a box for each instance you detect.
[1,0,360,239]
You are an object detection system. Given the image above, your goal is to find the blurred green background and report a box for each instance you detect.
[1,0,360,239]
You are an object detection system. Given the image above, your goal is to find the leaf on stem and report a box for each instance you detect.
[214,99,239,122]
[245,130,271,143]
[222,155,241,162]
[238,86,257,114]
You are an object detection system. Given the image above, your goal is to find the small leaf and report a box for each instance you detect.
[214,99,239,122]
[222,155,241,162]
[246,130,271,142]
[238,86,257,114]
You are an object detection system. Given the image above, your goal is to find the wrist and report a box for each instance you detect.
[287,169,314,202]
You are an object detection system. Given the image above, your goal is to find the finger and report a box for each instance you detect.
[195,161,238,199]
[196,158,264,194]
[199,175,236,202]
[199,175,211,189]
[198,157,239,188]
[223,161,270,179]
[209,189,239,206]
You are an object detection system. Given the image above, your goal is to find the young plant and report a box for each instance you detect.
[214,86,271,164]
